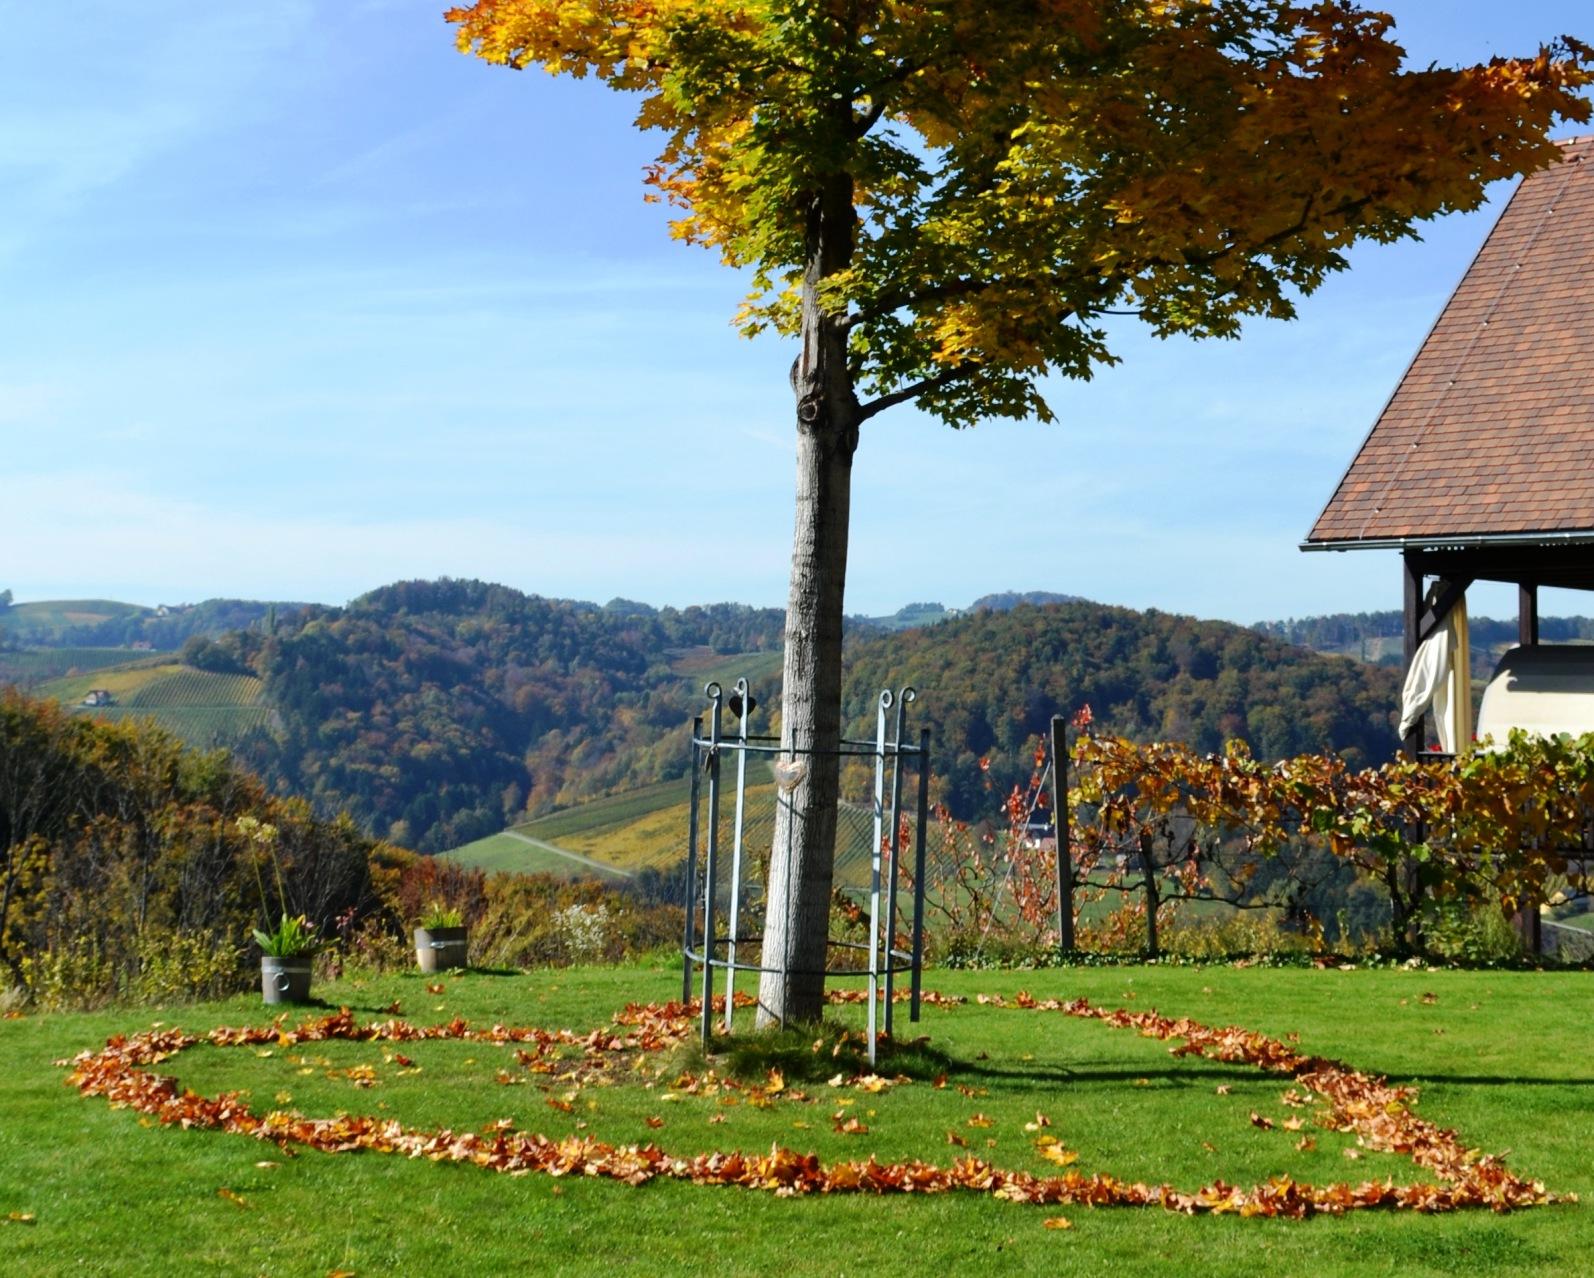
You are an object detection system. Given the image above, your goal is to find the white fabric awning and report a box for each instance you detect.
[1398,595,1471,752]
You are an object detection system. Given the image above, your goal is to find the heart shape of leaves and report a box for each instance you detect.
[60,990,1561,1219]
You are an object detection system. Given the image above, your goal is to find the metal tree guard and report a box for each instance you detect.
[682,679,931,1065]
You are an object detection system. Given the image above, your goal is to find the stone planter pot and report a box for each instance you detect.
[261,955,313,1004]
[414,926,468,973]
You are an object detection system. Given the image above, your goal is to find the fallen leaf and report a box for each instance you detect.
[947,1130,968,1147]
[426,984,445,994]
[834,1116,869,1135]
[967,1113,994,1129]
[216,1187,249,1209]
[1215,1084,1231,1096]
[4,1213,36,1225]
[1043,1216,1073,1230]
[1295,1136,1317,1153]
[646,1116,665,1129]
[1250,1113,1274,1131]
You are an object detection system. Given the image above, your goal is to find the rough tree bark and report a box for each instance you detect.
[757,169,858,1027]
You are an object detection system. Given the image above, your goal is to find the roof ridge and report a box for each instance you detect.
[1308,136,1594,548]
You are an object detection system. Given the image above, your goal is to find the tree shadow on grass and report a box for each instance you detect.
[962,1061,1261,1088]
[1386,1072,1594,1088]
[694,1020,963,1084]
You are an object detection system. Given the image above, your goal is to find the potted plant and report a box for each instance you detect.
[414,902,468,973]
[254,912,319,1004]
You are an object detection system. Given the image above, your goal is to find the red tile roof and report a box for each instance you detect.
[1306,136,1594,546]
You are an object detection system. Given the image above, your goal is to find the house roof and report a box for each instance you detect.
[1305,135,1594,549]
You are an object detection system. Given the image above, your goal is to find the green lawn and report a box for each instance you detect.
[2,965,1588,1276]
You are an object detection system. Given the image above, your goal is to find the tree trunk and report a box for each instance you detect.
[757,171,857,1028]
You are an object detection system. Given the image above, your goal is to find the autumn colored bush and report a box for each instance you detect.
[0,690,391,1008]
[924,711,1593,962]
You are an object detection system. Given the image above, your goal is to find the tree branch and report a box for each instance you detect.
[852,96,890,138]
[857,363,979,421]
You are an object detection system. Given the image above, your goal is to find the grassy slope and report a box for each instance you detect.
[445,777,888,890]
[0,965,1588,1277]
[32,663,270,749]
[0,599,149,638]
[440,831,631,880]
[0,648,162,687]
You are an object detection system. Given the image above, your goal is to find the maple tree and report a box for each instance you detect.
[447,0,1592,1023]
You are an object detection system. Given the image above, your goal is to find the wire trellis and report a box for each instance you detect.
[682,679,930,1065]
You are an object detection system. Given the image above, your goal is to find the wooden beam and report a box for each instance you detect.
[1518,582,1540,647]
[1402,552,1423,760]
[1049,715,1074,956]
[1416,576,1473,647]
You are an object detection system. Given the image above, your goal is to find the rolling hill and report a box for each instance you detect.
[9,580,1414,861]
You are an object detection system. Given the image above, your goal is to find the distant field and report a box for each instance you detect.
[518,778,696,844]
[35,661,271,749]
[667,646,784,693]
[0,647,164,687]
[0,598,149,638]
[439,830,630,880]
[445,768,905,894]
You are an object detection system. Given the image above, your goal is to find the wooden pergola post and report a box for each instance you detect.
[1401,551,1424,760]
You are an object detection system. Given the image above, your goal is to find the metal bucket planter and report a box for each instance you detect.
[414,926,468,973]
[261,956,313,1004]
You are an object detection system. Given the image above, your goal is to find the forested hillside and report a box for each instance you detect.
[1254,609,1594,675]
[218,580,785,851]
[0,596,305,652]
[843,603,1401,815]
[214,584,1399,852]
[10,582,1407,854]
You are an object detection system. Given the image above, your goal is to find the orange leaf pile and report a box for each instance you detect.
[59,991,1563,1221]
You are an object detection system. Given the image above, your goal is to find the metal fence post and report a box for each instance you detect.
[699,685,723,1048]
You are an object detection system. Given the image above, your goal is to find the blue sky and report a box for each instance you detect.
[3,1,1590,624]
